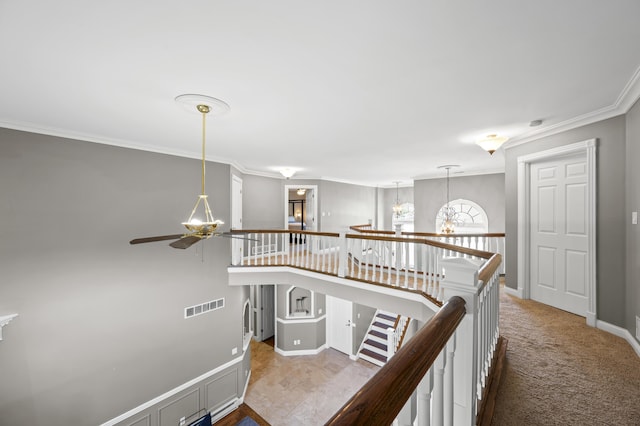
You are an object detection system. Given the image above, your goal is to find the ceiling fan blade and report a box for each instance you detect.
[130,234,184,245]
[169,235,203,249]
[216,232,259,242]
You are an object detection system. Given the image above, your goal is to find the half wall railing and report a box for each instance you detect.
[229,228,502,425]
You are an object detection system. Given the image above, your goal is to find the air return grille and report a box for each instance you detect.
[184,298,225,319]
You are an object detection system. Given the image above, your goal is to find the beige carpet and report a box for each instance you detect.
[492,288,640,425]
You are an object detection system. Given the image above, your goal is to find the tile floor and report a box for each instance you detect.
[243,338,380,426]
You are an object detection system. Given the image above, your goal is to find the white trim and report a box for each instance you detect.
[505,65,640,149]
[277,315,326,324]
[596,320,640,358]
[502,286,523,299]
[239,370,251,404]
[100,353,245,426]
[516,139,597,326]
[274,344,328,357]
[284,184,318,232]
[0,314,18,341]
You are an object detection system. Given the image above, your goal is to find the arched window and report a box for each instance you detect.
[392,202,414,232]
[435,199,488,233]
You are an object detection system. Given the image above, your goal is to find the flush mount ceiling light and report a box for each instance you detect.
[476,134,508,155]
[297,188,306,196]
[280,168,296,179]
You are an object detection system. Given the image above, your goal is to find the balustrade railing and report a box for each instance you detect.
[230,227,502,425]
[350,224,506,275]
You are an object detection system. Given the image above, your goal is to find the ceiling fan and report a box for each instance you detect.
[130,94,247,250]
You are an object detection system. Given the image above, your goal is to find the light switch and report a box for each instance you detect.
[632,211,638,225]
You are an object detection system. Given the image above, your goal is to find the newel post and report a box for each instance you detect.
[439,257,483,426]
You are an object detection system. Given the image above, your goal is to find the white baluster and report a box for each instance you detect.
[432,350,446,426]
[417,367,433,426]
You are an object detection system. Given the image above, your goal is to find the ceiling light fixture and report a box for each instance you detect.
[280,168,296,179]
[476,134,508,155]
[175,94,229,237]
[437,165,460,234]
[297,188,306,196]
[392,181,402,218]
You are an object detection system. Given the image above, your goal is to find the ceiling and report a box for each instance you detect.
[1,1,639,187]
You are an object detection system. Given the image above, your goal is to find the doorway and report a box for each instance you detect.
[517,139,597,326]
[252,285,275,342]
[284,185,318,232]
[231,175,243,265]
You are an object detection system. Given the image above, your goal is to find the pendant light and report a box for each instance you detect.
[438,165,459,234]
[392,181,402,218]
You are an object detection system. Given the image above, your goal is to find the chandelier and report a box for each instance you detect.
[438,165,460,234]
[392,181,402,218]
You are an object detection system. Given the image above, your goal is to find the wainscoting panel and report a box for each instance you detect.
[205,369,238,411]
[127,414,151,426]
[158,389,200,426]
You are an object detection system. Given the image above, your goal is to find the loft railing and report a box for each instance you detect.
[350,223,506,275]
[233,229,496,304]
[230,228,502,425]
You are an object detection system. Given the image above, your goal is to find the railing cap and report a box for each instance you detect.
[440,257,482,288]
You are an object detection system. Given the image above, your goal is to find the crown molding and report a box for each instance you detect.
[505,65,640,150]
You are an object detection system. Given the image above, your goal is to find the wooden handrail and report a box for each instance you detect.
[231,229,496,260]
[350,224,506,239]
[325,296,466,426]
[478,253,502,284]
[229,229,340,237]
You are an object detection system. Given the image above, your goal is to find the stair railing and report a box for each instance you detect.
[230,228,502,425]
[325,253,502,426]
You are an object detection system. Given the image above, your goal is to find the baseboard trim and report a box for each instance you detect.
[100,354,245,426]
[274,345,327,357]
[596,320,640,358]
[503,286,523,298]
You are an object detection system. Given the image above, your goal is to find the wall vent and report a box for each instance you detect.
[185,298,225,319]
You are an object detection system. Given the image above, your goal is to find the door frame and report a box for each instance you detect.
[284,185,318,231]
[517,138,597,326]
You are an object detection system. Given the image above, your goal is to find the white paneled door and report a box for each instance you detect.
[326,295,353,356]
[530,155,589,316]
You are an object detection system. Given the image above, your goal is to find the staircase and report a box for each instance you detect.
[359,311,402,367]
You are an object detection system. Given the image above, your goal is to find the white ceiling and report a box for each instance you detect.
[1,1,639,187]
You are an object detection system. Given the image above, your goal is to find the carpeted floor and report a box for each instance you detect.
[492,288,640,425]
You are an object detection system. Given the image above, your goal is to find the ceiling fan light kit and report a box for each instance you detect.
[129,94,247,250]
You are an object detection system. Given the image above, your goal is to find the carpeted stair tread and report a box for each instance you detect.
[376,313,397,322]
[368,330,386,339]
[372,321,392,329]
[364,339,387,351]
[360,348,387,362]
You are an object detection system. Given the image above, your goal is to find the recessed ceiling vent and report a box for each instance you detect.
[184,298,225,319]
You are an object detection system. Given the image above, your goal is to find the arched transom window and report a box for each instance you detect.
[435,199,488,233]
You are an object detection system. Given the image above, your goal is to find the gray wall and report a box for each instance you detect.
[241,174,283,229]
[317,181,377,233]
[275,285,326,352]
[626,100,640,338]
[353,303,377,354]
[414,173,505,233]
[504,116,627,327]
[0,129,248,425]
